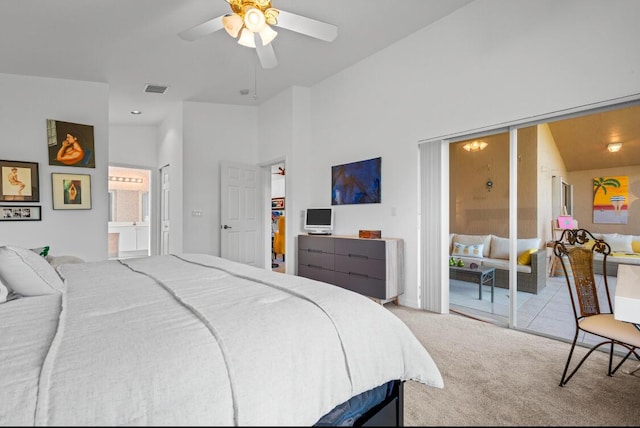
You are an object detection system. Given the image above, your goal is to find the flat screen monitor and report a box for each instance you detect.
[304,208,334,235]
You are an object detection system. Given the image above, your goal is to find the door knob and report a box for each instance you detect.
[222,225,232,229]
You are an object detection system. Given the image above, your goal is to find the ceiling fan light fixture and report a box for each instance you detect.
[244,7,266,32]
[237,28,256,48]
[259,25,278,46]
[222,13,243,38]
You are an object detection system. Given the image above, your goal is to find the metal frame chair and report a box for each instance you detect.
[553,228,640,386]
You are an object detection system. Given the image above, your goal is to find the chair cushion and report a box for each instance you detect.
[579,314,640,348]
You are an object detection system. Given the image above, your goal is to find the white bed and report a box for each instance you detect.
[0,248,443,426]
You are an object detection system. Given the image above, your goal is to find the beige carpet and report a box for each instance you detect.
[387,305,640,426]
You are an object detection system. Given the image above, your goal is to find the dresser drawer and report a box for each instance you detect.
[334,254,385,280]
[333,271,386,299]
[298,235,334,253]
[298,265,335,284]
[334,238,385,260]
[298,250,334,270]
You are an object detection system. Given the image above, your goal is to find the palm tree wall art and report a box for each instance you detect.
[593,176,628,224]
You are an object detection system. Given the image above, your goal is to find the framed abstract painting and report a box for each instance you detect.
[331,157,381,205]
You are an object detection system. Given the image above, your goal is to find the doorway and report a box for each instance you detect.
[421,98,640,342]
[108,165,152,259]
[271,162,285,273]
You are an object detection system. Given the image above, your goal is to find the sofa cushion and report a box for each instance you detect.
[482,258,532,273]
[452,234,491,257]
[490,236,541,260]
[452,243,484,259]
[490,236,510,259]
[600,233,633,253]
[517,238,541,254]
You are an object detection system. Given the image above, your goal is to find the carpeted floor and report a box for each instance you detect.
[387,304,640,426]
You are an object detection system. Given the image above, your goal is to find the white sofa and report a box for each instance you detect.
[589,233,640,276]
[449,233,547,294]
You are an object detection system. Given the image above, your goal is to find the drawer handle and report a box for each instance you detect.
[307,264,323,269]
[348,253,368,259]
[308,249,323,253]
[348,272,369,278]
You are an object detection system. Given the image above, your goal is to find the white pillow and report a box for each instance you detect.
[452,234,491,257]
[517,238,541,254]
[600,233,633,253]
[490,236,540,260]
[452,242,484,259]
[0,278,7,303]
[490,236,510,259]
[46,255,85,269]
[0,246,64,296]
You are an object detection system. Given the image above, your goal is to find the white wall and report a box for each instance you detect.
[182,101,259,255]
[0,73,109,260]
[280,0,640,307]
[109,125,158,168]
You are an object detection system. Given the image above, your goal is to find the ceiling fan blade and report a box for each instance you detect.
[274,10,338,42]
[178,15,225,41]
[255,36,278,69]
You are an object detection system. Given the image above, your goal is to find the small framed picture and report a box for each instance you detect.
[52,173,92,210]
[557,215,575,229]
[272,197,285,210]
[0,205,41,221]
[0,160,40,202]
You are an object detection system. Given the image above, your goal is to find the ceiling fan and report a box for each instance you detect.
[178,0,338,69]
[272,166,285,175]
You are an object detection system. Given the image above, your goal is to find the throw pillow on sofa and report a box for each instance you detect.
[452,234,491,257]
[600,233,633,253]
[517,248,537,265]
[452,243,484,259]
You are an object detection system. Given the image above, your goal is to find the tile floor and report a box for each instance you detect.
[450,272,620,347]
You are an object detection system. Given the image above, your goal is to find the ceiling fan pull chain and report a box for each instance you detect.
[253,62,258,100]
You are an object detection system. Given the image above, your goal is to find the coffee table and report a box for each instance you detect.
[449,265,495,302]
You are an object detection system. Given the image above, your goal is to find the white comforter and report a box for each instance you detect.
[0,254,443,426]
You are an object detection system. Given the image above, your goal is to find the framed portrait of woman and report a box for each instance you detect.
[47,119,95,168]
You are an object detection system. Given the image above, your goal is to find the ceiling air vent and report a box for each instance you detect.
[144,84,168,94]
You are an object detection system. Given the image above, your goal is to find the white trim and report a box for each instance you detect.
[419,140,449,313]
[508,127,518,328]
[418,93,640,145]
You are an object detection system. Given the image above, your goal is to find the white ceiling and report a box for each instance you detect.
[0,0,473,126]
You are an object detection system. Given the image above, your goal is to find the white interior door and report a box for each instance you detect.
[160,164,170,255]
[220,161,261,266]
